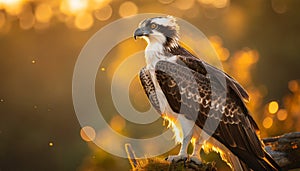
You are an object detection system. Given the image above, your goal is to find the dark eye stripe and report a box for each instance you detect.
[157,25,177,38]
[145,21,177,38]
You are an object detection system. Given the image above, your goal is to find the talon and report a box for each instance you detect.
[176,157,187,163]
[189,156,202,165]
[166,154,189,163]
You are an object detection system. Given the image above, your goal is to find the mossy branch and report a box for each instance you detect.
[263,132,300,170]
[126,132,300,171]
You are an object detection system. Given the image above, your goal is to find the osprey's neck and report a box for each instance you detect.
[145,38,181,69]
[145,42,164,68]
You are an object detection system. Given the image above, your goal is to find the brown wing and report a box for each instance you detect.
[154,60,279,171]
[177,55,250,103]
[139,67,161,114]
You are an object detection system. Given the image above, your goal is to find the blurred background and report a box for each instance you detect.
[0,0,300,170]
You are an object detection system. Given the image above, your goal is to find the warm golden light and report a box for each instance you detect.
[198,0,214,5]
[231,49,259,84]
[35,3,53,23]
[213,0,228,8]
[210,36,230,61]
[110,115,126,132]
[19,8,35,30]
[0,0,23,15]
[0,0,21,6]
[75,12,94,30]
[277,109,288,121]
[202,142,233,169]
[288,80,298,93]
[100,67,106,71]
[80,126,96,142]
[94,5,112,21]
[263,117,273,129]
[198,0,228,8]
[0,0,235,32]
[162,114,183,144]
[60,0,88,15]
[69,0,88,12]
[292,144,298,149]
[223,7,245,38]
[268,101,279,114]
[174,0,195,10]
[158,0,174,4]
[118,1,138,18]
[49,142,54,147]
[31,60,36,64]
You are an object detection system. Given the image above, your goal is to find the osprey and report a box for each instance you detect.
[134,16,280,171]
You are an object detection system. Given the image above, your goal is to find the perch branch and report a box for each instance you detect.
[263,132,300,170]
[126,132,300,170]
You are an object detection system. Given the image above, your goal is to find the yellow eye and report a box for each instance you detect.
[150,23,157,29]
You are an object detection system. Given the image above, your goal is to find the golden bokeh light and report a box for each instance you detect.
[212,0,228,8]
[49,142,54,147]
[277,109,288,121]
[92,0,111,9]
[60,0,88,15]
[118,1,138,18]
[210,36,230,61]
[0,0,113,31]
[0,0,242,32]
[80,126,96,142]
[19,10,35,30]
[198,0,214,5]
[31,60,36,64]
[100,67,106,71]
[292,144,298,149]
[75,12,94,30]
[94,5,112,21]
[110,115,126,132]
[288,80,299,93]
[268,101,279,114]
[0,0,23,15]
[158,0,174,4]
[35,3,53,23]
[263,117,273,129]
[198,0,228,8]
[174,0,195,10]
[223,6,246,38]
[231,49,259,85]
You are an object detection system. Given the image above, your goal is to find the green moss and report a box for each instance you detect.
[132,157,217,171]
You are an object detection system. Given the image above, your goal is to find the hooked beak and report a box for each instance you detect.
[134,28,150,40]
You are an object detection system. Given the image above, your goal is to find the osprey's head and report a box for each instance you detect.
[134,16,179,49]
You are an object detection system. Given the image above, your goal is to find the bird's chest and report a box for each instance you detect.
[145,43,165,68]
[145,43,179,115]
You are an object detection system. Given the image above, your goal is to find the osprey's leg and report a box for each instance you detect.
[166,115,193,163]
[190,137,203,165]
[188,125,203,165]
